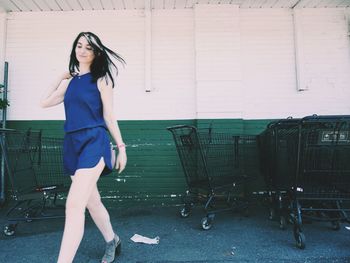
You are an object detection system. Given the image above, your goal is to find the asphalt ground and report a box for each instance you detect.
[0,202,350,263]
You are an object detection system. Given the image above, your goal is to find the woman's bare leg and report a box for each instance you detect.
[57,158,105,263]
[86,185,115,242]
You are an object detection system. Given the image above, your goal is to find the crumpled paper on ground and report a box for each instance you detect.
[130,234,160,244]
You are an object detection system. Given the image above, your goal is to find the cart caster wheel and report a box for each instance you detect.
[3,224,16,236]
[269,207,275,220]
[24,212,33,222]
[201,217,213,230]
[331,221,340,231]
[243,207,249,217]
[179,207,190,218]
[295,232,306,249]
[279,216,286,230]
[288,216,294,225]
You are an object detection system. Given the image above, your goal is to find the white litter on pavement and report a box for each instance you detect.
[130,234,160,244]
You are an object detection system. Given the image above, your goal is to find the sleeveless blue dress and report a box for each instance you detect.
[63,73,113,176]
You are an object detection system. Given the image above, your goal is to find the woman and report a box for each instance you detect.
[40,32,127,263]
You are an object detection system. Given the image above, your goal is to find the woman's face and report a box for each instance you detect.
[75,36,95,65]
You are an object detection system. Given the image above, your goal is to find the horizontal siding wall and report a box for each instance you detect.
[7,119,269,206]
[148,9,196,119]
[0,12,6,84]
[3,7,350,121]
[240,9,297,119]
[7,120,195,205]
[5,9,196,121]
[241,8,350,119]
[2,6,350,205]
[292,8,350,116]
[5,10,145,121]
[195,5,243,119]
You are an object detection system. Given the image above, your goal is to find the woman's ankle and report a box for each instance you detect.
[106,232,118,243]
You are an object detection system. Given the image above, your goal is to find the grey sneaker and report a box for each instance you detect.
[101,235,121,263]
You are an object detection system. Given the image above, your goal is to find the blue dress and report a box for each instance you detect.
[63,73,113,176]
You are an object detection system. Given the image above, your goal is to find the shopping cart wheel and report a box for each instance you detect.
[179,207,190,218]
[24,211,34,222]
[293,228,306,249]
[269,207,275,220]
[3,224,17,236]
[279,216,286,230]
[331,221,340,231]
[243,207,249,217]
[201,217,213,230]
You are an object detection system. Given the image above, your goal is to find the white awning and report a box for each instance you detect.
[0,0,348,13]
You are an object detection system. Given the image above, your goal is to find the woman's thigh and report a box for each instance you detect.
[66,158,105,209]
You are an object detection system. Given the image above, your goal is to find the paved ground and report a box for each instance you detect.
[0,202,350,263]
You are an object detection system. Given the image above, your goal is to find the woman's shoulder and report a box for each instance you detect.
[97,76,113,92]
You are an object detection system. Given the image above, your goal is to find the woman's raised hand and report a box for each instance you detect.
[62,72,73,80]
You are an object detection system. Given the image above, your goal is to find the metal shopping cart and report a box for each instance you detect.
[167,125,257,230]
[258,118,300,229]
[290,115,350,249]
[1,130,67,236]
[33,136,70,189]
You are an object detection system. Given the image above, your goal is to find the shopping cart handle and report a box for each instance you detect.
[166,125,196,131]
[302,115,350,122]
[36,185,62,192]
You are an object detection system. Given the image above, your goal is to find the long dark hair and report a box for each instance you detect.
[69,32,126,88]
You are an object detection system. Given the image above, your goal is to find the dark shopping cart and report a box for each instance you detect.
[167,125,256,230]
[1,130,67,236]
[258,118,300,229]
[290,115,350,248]
[259,115,350,249]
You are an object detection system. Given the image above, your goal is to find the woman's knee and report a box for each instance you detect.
[65,196,87,216]
[65,185,90,215]
[86,195,104,213]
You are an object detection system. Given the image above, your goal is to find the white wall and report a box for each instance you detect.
[5,9,195,121]
[3,6,350,121]
[0,11,6,85]
[145,9,195,119]
[240,8,297,119]
[290,8,350,118]
[5,10,145,120]
[195,5,243,119]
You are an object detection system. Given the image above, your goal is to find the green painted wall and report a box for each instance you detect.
[6,119,271,206]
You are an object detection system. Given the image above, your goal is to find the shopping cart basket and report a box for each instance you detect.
[167,125,256,230]
[258,118,300,229]
[289,115,350,249]
[32,136,70,189]
[1,130,67,236]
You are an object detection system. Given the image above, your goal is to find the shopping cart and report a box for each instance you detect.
[1,130,67,236]
[290,115,350,249]
[258,118,300,229]
[167,125,256,230]
[32,136,70,189]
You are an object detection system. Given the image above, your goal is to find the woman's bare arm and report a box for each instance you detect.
[98,78,127,174]
[40,72,72,108]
